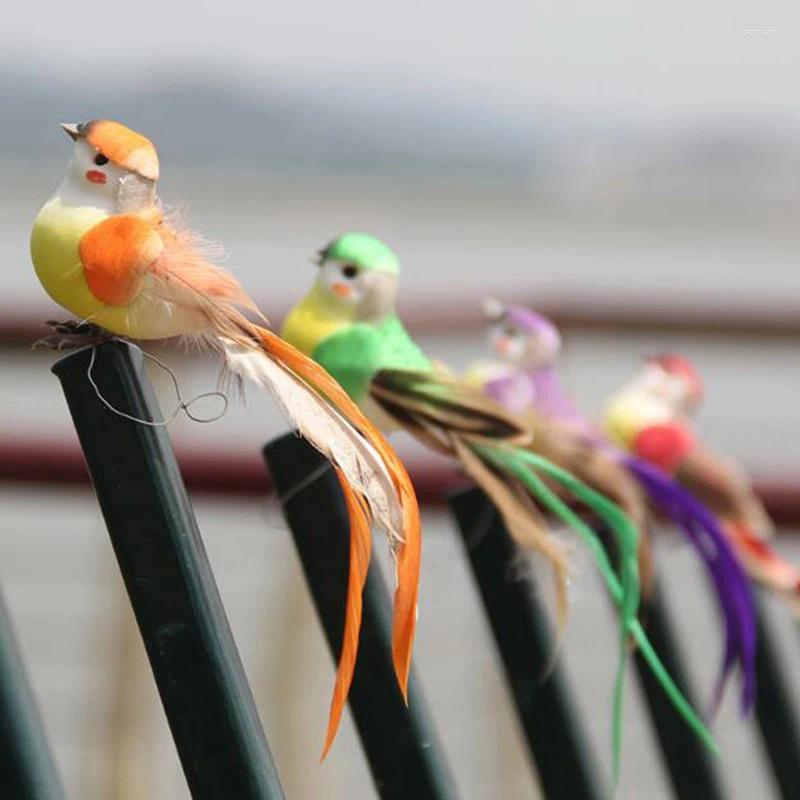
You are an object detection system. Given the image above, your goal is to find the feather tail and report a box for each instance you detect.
[150,246,421,712]
[476,444,719,780]
[623,455,756,713]
[477,444,636,782]
[518,451,720,757]
[252,327,421,701]
[223,330,420,754]
[451,436,571,636]
[321,469,373,759]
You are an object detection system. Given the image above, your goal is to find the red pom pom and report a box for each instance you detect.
[633,423,695,474]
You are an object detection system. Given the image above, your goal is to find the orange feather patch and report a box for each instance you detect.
[79,215,163,306]
[154,221,258,311]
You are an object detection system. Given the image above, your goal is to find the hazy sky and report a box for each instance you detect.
[5,0,800,120]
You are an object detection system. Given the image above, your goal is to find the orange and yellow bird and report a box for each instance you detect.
[30,120,421,754]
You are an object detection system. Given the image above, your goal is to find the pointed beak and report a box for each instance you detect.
[495,337,512,355]
[60,123,80,141]
[331,283,353,298]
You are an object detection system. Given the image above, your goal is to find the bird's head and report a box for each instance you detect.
[59,120,159,206]
[483,299,562,369]
[624,353,704,415]
[314,233,400,321]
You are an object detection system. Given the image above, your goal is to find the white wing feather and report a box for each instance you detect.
[222,339,405,548]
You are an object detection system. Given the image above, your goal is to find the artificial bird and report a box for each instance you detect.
[29,120,421,756]
[471,303,756,714]
[282,232,718,775]
[606,353,800,617]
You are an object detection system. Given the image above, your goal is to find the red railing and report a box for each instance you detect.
[3,297,798,522]
[2,435,798,524]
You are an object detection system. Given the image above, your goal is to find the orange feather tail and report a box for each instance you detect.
[389,479,421,701]
[322,469,373,759]
[254,327,421,700]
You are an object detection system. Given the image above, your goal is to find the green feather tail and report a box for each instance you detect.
[475,443,719,782]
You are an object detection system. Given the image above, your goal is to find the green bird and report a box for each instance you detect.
[282,233,718,779]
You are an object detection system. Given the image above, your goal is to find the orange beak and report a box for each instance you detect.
[332,283,352,298]
[495,337,511,354]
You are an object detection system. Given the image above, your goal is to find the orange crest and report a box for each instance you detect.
[80,120,159,181]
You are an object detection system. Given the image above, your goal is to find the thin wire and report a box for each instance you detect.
[86,342,229,427]
[87,339,335,514]
[278,460,333,505]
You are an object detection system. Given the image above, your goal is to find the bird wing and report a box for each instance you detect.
[311,315,432,405]
[525,416,652,587]
[368,368,573,625]
[370,368,531,449]
[311,323,387,403]
[78,214,164,306]
[674,445,800,616]
[676,444,774,537]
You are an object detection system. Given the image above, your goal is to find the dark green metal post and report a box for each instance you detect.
[594,525,726,800]
[632,582,727,799]
[448,488,606,800]
[753,597,800,800]
[0,590,66,800]
[263,433,460,800]
[53,341,285,800]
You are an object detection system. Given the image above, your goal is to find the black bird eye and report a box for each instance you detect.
[341,264,358,279]
[94,153,109,166]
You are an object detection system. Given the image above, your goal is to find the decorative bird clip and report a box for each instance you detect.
[30,121,421,756]
[606,353,800,618]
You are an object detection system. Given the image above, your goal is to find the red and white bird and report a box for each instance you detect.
[605,354,799,613]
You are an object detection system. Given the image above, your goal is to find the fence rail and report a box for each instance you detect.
[3,436,800,525]
[3,294,800,344]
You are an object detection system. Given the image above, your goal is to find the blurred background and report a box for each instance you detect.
[2,1,800,797]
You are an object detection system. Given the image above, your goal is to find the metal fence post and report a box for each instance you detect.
[631,581,727,799]
[589,523,727,800]
[52,341,285,800]
[752,596,800,800]
[0,589,66,800]
[263,433,460,800]
[448,488,606,800]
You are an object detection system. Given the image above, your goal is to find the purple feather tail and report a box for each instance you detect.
[622,454,757,715]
